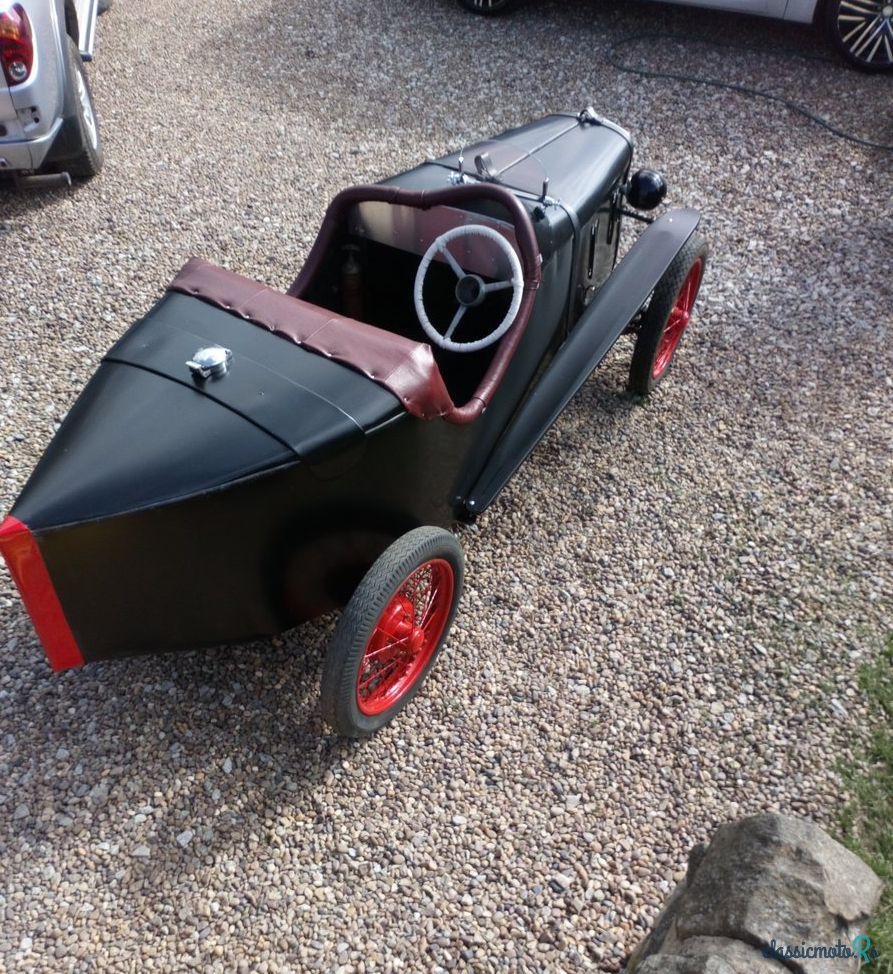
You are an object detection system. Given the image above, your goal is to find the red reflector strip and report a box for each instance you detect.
[0,516,84,672]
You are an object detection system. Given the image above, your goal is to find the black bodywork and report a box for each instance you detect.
[1,110,700,668]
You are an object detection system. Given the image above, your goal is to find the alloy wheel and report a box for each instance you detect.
[836,0,893,68]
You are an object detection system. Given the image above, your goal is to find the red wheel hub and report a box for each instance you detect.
[652,258,704,380]
[356,558,455,716]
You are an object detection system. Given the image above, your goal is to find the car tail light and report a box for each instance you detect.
[0,4,34,86]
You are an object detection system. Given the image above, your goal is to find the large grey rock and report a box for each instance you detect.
[633,935,789,974]
[639,937,790,974]
[628,815,883,974]
[637,955,735,974]
[637,938,791,974]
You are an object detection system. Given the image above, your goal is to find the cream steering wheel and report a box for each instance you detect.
[413,224,524,353]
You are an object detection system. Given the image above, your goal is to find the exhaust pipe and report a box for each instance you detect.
[13,171,73,190]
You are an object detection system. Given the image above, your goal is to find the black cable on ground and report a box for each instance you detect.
[607,32,893,152]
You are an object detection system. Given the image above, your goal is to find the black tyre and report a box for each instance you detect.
[823,0,893,72]
[627,233,708,397]
[459,0,517,14]
[320,527,464,738]
[64,37,103,179]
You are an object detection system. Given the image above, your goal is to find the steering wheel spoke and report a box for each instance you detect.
[444,305,467,340]
[414,224,525,354]
[482,279,516,294]
[439,244,465,279]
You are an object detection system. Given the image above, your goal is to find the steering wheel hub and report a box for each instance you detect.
[455,273,486,307]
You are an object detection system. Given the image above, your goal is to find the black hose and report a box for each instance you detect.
[607,32,893,153]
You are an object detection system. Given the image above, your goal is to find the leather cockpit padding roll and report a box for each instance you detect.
[169,258,455,421]
[170,183,542,424]
[287,183,543,425]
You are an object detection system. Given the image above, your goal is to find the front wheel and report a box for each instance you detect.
[320,527,464,737]
[627,233,708,397]
[823,0,893,72]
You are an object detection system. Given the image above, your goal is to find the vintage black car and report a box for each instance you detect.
[0,109,707,736]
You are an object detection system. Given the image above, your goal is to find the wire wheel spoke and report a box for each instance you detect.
[365,635,409,658]
[666,308,688,338]
[358,656,402,692]
[419,586,441,631]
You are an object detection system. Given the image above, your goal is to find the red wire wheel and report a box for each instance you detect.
[320,527,464,737]
[651,257,704,380]
[628,233,708,397]
[355,559,454,716]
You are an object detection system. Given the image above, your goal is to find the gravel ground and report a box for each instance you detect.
[1,0,891,970]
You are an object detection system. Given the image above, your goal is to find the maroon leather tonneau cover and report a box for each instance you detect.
[170,183,541,425]
[169,258,455,421]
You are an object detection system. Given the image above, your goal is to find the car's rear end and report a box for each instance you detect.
[0,0,102,181]
[0,2,68,174]
[0,280,446,670]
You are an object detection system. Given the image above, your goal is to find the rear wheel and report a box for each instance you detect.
[459,0,517,14]
[320,527,464,737]
[823,0,893,72]
[627,234,708,397]
[64,37,103,179]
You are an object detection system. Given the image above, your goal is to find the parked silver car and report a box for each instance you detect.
[0,0,103,185]
[459,0,893,72]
